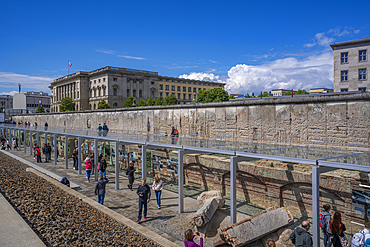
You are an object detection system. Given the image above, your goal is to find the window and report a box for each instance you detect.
[172,86,175,91]
[127,79,130,82]
[103,78,106,82]
[94,90,96,97]
[193,88,196,92]
[203,88,206,91]
[151,81,155,85]
[98,89,101,97]
[160,92,163,97]
[151,90,155,97]
[183,86,186,92]
[359,50,367,62]
[166,92,169,96]
[359,69,367,80]
[139,81,142,84]
[183,93,186,99]
[160,84,163,90]
[103,88,105,96]
[139,90,142,97]
[133,90,136,97]
[165,85,169,90]
[94,80,96,84]
[90,81,92,85]
[113,88,117,96]
[199,88,201,91]
[341,52,348,63]
[359,87,366,92]
[113,78,117,82]
[177,86,181,91]
[133,80,136,83]
[178,93,181,99]
[113,103,118,108]
[98,79,101,83]
[189,94,192,100]
[341,88,348,92]
[188,87,191,92]
[341,71,348,81]
[127,89,130,97]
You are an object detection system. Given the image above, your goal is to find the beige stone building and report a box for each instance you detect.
[331,37,369,92]
[50,66,225,112]
[270,89,290,96]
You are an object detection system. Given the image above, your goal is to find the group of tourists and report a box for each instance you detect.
[0,136,17,150]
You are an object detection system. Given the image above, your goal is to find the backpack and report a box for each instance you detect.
[319,213,325,229]
[97,163,101,170]
[365,238,370,247]
[352,230,367,247]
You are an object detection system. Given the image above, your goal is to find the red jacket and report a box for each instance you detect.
[85,160,92,170]
[34,148,41,156]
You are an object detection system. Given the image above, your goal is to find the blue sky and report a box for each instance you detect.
[0,0,369,95]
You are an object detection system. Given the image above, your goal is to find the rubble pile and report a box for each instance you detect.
[0,152,159,247]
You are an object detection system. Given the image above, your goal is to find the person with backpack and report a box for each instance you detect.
[61,177,70,187]
[97,124,103,136]
[94,176,109,205]
[98,156,107,179]
[85,157,93,182]
[289,221,313,247]
[329,211,348,247]
[352,221,370,247]
[126,161,135,191]
[43,144,49,162]
[34,146,42,163]
[102,123,109,137]
[320,204,332,247]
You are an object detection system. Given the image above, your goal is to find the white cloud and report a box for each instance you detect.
[117,55,146,60]
[314,32,335,46]
[305,27,361,48]
[0,72,55,94]
[95,49,115,54]
[179,50,334,95]
[0,91,18,96]
[209,60,219,64]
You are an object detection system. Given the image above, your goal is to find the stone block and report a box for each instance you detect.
[197,190,225,208]
[193,198,218,227]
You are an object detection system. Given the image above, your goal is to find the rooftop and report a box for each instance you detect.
[330,36,370,49]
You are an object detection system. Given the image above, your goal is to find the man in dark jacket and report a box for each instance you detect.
[136,179,151,222]
[94,176,109,205]
[126,162,136,191]
[290,221,313,247]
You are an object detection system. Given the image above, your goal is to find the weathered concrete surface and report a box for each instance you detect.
[13,92,370,145]
[220,206,293,247]
[0,193,45,247]
[197,190,225,208]
[193,198,219,227]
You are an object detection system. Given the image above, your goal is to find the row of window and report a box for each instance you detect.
[27,104,50,108]
[159,92,193,100]
[127,89,143,97]
[341,50,367,63]
[160,78,212,86]
[340,88,366,92]
[91,78,107,84]
[159,85,206,92]
[341,69,367,81]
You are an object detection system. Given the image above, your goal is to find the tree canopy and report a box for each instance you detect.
[123,96,136,108]
[284,89,309,96]
[146,96,155,106]
[97,99,110,109]
[60,97,75,112]
[155,96,164,105]
[36,104,45,113]
[137,99,147,107]
[196,88,229,103]
[164,94,178,105]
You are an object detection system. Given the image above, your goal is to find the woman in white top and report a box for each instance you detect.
[12,139,16,150]
[152,176,163,209]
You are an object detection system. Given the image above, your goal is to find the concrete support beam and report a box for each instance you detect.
[142,145,147,180]
[178,149,185,214]
[65,135,68,169]
[115,141,120,190]
[45,133,48,145]
[36,132,39,146]
[18,130,21,151]
[53,134,57,165]
[29,131,33,156]
[94,139,98,181]
[24,130,26,153]
[78,137,82,174]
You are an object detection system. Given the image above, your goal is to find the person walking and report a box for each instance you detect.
[184,229,203,247]
[94,176,109,205]
[47,143,52,162]
[43,144,49,162]
[97,124,102,136]
[136,179,151,222]
[90,151,95,175]
[102,123,109,137]
[34,146,42,163]
[85,157,93,182]
[320,204,332,247]
[352,221,370,247]
[12,138,16,150]
[126,162,136,191]
[72,148,77,169]
[98,156,107,179]
[73,148,79,170]
[152,176,163,209]
[6,139,10,150]
[289,221,313,247]
[329,212,348,247]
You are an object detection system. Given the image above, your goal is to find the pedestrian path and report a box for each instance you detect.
[0,193,45,247]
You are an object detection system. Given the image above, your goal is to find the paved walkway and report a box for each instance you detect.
[0,193,45,247]
[5,148,200,246]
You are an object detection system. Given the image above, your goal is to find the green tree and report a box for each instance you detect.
[97,99,110,109]
[164,94,178,105]
[146,96,155,106]
[262,91,270,97]
[123,96,136,108]
[137,99,147,107]
[36,105,45,113]
[196,88,229,103]
[155,96,164,105]
[60,97,75,112]
[229,95,235,99]
[284,89,309,96]
[245,93,252,98]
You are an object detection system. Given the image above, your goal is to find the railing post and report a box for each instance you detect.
[115,141,120,190]
[53,134,57,165]
[29,131,33,156]
[94,139,98,181]
[142,145,147,180]
[65,135,68,169]
[230,156,238,225]
[78,137,82,174]
[178,149,184,213]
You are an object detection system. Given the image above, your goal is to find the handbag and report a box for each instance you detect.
[338,235,349,247]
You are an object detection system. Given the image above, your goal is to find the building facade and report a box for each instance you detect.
[0,95,13,112]
[309,88,334,94]
[331,37,370,92]
[50,66,225,112]
[270,89,290,96]
[13,92,51,113]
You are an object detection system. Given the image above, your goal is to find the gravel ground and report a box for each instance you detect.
[0,152,159,247]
